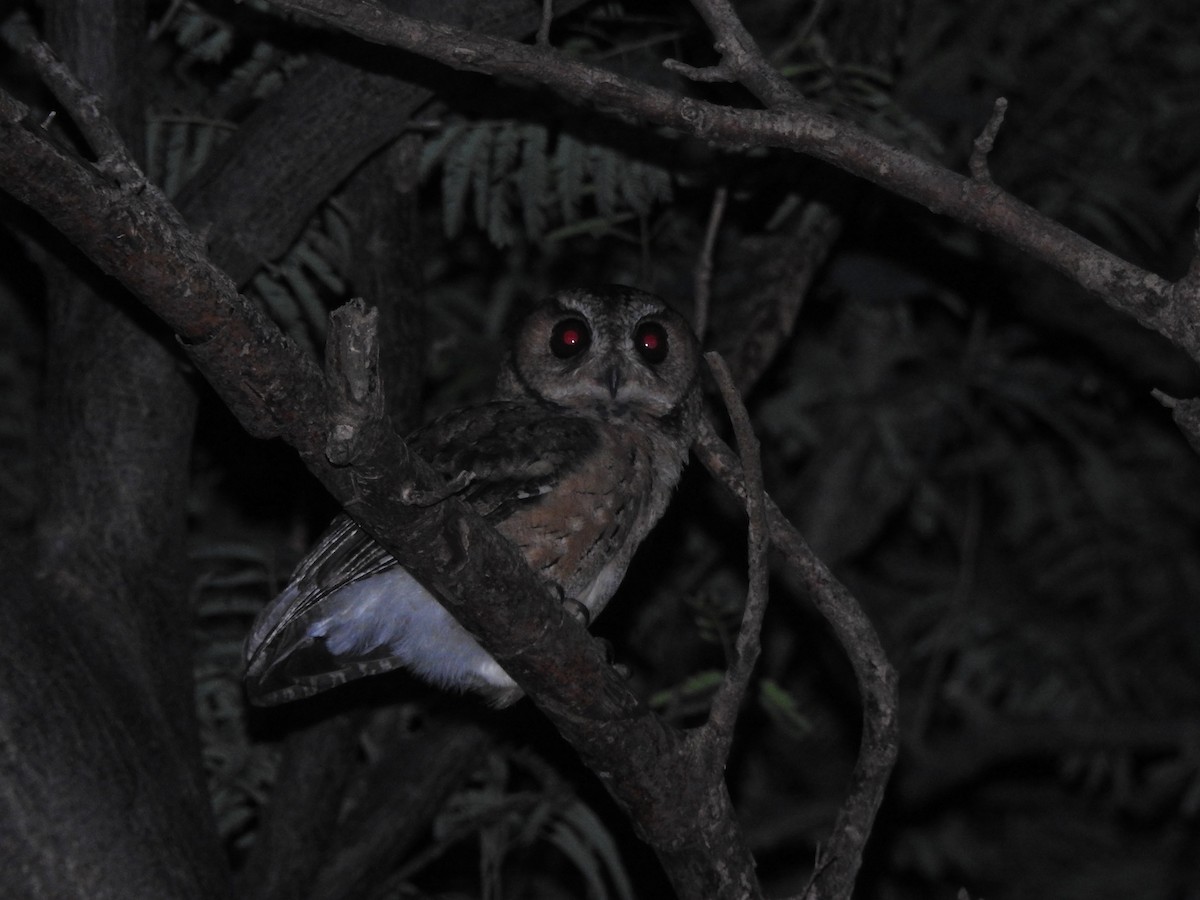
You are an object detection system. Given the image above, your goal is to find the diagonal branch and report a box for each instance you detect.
[0,67,760,900]
[260,0,1200,366]
[2,13,137,181]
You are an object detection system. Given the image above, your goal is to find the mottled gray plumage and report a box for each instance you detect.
[244,285,702,707]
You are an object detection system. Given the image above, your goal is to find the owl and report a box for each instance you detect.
[244,285,703,707]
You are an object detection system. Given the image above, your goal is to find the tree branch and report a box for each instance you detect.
[673,0,804,109]
[259,0,1200,365]
[969,96,1008,185]
[2,13,139,182]
[699,354,771,771]
[0,66,762,900]
[691,185,727,343]
[693,422,900,900]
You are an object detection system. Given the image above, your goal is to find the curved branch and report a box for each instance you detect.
[694,422,900,900]
[699,354,772,770]
[263,0,1200,364]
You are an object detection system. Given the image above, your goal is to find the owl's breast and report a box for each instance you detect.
[494,423,680,614]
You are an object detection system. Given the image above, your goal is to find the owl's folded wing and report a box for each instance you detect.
[242,515,408,703]
[243,512,521,706]
[412,401,601,520]
[244,515,393,658]
[244,406,604,706]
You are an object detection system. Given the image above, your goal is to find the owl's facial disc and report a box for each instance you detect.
[502,285,701,421]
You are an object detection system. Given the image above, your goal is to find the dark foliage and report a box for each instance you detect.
[3,0,1199,898]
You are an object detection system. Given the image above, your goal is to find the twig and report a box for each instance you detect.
[537,0,553,46]
[672,0,804,109]
[700,353,770,770]
[148,0,189,42]
[797,0,829,42]
[692,185,727,341]
[662,54,738,85]
[1151,388,1200,457]
[1,12,142,185]
[969,96,1008,185]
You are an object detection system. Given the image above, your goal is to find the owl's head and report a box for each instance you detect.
[498,285,702,423]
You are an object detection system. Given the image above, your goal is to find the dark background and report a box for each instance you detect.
[2,1,1199,898]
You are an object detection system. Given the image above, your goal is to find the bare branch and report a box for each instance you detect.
[259,0,1200,364]
[692,185,727,341]
[0,74,763,900]
[0,90,325,447]
[681,0,804,109]
[662,55,739,85]
[969,96,1008,185]
[694,424,900,900]
[700,353,771,770]
[1151,389,1200,456]
[1,12,141,184]
[537,0,553,45]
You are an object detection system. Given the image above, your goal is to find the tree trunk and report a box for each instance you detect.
[0,2,227,897]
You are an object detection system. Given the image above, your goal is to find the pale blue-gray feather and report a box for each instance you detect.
[305,568,510,692]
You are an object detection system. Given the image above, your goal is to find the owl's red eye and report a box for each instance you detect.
[550,317,591,359]
[634,321,669,364]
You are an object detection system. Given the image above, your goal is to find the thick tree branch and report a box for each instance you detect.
[0,75,761,900]
[2,13,138,181]
[342,135,426,431]
[0,89,326,446]
[261,0,1200,365]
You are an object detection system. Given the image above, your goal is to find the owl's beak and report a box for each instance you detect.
[603,364,621,398]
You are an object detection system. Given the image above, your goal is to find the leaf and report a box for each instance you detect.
[758,678,814,740]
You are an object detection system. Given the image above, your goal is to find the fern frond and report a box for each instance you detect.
[517,123,550,236]
[424,119,673,248]
[442,124,492,239]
